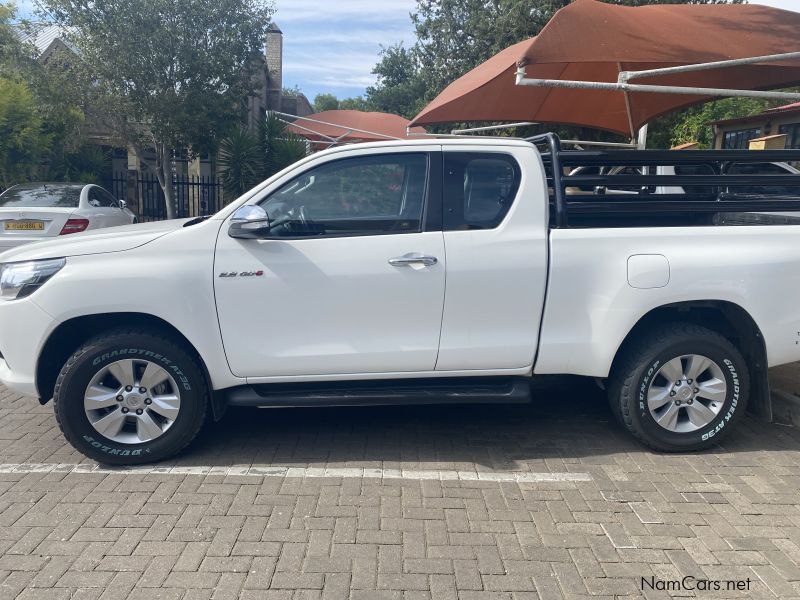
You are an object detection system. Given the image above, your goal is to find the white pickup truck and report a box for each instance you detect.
[0,135,798,463]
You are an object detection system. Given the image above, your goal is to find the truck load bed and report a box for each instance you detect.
[531,133,800,229]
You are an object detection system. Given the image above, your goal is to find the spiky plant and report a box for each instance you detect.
[217,126,263,198]
[260,111,308,178]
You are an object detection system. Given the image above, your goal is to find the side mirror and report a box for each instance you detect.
[118,199,128,209]
[228,205,271,239]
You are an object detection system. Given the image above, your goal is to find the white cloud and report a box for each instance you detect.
[275,0,414,23]
[286,27,413,46]
[276,0,416,97]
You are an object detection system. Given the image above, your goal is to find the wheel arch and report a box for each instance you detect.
[36,312,225,420]
[610,300,771,421]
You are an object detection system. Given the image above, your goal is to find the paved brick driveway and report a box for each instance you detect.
[1,374,800,599]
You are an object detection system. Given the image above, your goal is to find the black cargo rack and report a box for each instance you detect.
[528,133,800,228]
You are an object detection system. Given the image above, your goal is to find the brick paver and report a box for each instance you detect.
[1,374,800,598]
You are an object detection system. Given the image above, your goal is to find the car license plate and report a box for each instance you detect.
[4,221,44,231]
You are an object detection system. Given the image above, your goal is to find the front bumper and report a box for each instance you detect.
[0,298,59,398]
[0,357,38,397]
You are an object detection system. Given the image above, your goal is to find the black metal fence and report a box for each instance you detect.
[109,172,226,222]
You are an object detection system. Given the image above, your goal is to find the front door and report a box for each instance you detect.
[214,150,446,379]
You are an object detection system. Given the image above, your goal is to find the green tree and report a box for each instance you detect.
[339,96,369,111]
[313,93,340,113]
[0,4,99,183]
[0,3,17,66]
[410,0,551,103]
[365,44,428,118]
[43,0,275,218]
[45,144,111,184]
[282,85,303,98]
[0,2,33,67]
[0,77,48,188]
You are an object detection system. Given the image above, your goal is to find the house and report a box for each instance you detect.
[710,102,800,150]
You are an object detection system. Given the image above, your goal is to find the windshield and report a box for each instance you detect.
[0,184,83,208]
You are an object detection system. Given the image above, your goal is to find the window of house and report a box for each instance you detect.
[258,153,429,237]
[723,128,761,149]
[778,123,800,149]
[443,153,521,230]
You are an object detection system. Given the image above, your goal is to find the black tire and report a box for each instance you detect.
[54,329,208,465]
[608,322,749,452]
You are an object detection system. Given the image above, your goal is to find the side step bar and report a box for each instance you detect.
[225,376,532,408]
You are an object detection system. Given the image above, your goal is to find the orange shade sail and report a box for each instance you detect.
[410,0,800,137]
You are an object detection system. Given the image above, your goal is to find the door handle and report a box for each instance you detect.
[388,253,438,267]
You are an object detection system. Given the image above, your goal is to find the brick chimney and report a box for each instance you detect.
[265,23,283,111]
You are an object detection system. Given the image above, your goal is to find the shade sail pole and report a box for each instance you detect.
[515,70,800,101]
[450,122,537,135]
[276,118,340,145]
[618,51,800,83]
[516,50,800,102]
[619,62,637,140]
[637,124,648,150]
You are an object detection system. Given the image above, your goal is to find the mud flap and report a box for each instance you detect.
[748,363,773,422]
[211,389,227,422]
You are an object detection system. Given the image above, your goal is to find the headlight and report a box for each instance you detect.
[0,258,66,301]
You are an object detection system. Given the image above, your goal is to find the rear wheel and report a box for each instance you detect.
[609,323,749,452]
[54,330,208,464]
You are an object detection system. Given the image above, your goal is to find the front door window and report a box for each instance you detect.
[259,153,428,237]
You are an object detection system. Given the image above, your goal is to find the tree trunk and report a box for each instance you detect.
[157,143,176,220]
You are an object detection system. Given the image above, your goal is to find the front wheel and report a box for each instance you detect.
[54,330,208,464]
[609,323,749,452]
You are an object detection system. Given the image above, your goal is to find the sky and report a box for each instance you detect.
[275,0,416,101]
[13,0,800,102]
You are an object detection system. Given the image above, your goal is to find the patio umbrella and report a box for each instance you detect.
[410,0,800,137]
[285,110,426,146]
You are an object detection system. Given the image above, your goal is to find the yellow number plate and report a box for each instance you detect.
[4,221,44,231]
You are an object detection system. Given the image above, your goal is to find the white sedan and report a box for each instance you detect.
[0,183,137,252]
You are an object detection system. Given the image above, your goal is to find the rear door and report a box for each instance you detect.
[436,146,548,371]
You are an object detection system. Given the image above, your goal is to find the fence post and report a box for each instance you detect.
[126,169,140,216]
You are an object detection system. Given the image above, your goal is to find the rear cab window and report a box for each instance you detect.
[443,153,521,230]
